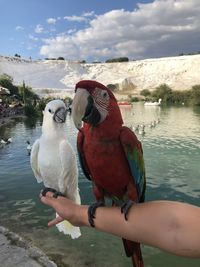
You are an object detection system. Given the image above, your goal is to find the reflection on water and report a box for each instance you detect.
[0,103,200,267]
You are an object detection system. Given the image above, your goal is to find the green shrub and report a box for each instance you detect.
[140,89,151,97]
[170,90,190,104]
[105,57,129,63]
[0,74,18,95]
[57,57,65,60]
[131,97,139,102]
[190,85,200,105]
[24,103,38,117]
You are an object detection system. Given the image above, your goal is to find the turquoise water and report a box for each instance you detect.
[0,103,200,267]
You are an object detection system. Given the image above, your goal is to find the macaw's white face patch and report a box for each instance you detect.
[91,87,110,123]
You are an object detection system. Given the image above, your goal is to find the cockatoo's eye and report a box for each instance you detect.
[48,109,53,113]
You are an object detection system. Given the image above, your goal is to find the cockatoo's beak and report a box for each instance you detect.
[53,107,67,123]
[72,88,101,129]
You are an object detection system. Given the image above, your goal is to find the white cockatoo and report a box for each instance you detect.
[30,99,81,239]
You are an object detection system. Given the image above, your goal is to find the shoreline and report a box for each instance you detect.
[0,115,26,129]
[0,116,59,267]
[0,225,57,267]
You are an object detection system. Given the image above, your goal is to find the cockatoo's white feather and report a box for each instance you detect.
[31,99,81,239]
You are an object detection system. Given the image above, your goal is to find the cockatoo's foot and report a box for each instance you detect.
[88,201,105,227]
[41,187,65,198]
[121,200,135,220]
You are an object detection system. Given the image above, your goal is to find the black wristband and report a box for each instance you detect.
[88,205,96,227]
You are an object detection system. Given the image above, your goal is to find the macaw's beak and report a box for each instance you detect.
[53,107,67,123]
[72,88,101,129]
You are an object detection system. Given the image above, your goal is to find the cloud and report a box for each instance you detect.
[15,26,24,31]
[29,34,39,41]
[63,11,95,23]
[40,0,200,61]
[82,11,95,17]
[47,18,57,24]
[35,24,44,33]
[40,35,79,58]
[67,29,77,34]
[64,15,87,22]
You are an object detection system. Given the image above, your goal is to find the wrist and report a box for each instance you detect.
[74,204,89,227]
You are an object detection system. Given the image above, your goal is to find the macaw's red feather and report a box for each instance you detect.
[76,80,116,101]
[75,80,146,267]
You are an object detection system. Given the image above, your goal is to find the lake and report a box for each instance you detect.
[0,102,200,267]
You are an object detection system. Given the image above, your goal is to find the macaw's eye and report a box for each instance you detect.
[101,90,108,98]
[48,109,52,113]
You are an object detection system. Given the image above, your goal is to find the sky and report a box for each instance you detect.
[0,0,200,62]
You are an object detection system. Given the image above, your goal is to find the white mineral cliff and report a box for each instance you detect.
[0,54,199,99]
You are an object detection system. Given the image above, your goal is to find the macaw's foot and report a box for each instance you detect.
[41,187,65,198]
[88,201,105,227]
[121,200,135,220]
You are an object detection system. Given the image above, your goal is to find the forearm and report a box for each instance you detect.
[78,201,200,258]
[41,194,200,258]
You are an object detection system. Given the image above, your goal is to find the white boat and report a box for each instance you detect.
[144,98,162,106]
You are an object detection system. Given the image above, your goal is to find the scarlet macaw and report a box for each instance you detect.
[72,80,146,267]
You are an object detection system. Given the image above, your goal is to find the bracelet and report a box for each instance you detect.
[88,205,96,227]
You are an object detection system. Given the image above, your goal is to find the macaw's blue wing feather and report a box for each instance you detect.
[77,129,92,181]
[120,126,146,202]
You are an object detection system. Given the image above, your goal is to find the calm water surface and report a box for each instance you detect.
[0,103,200,267]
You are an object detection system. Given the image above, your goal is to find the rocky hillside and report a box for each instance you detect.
[0,54,200,99]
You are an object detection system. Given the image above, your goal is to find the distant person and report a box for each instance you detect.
[40,191,200,259]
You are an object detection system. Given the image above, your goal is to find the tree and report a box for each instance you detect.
[0,74,18,95]
[191,85,200,106]
[140,89,151,97]
[151,84,172,102]
[79,60,86,63]
[18,81,26,104]
[57,57,65,60]
[169,90,190,104]
[18,81,39,105]
[105,57,129,63]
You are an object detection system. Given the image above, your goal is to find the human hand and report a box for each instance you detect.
[40,191,88,227]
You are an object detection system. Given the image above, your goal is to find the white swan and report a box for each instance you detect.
[144,98,162,106]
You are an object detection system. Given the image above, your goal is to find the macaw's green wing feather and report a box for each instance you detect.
[120,126,146,202]
[77,129,92,181]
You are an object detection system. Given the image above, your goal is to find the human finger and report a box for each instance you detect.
[40,192,57,208]
[40,189,55,198]
[48,216,64,227]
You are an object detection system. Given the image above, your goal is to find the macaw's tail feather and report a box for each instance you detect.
[122,239,144,267]
[56,213,81,239]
